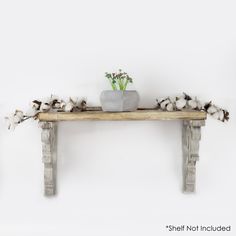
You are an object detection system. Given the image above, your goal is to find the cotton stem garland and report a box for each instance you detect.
[156,92,229,122]
[5,95,87,130]
[5,93,229,129]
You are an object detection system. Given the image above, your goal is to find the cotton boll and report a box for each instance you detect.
[60,102,66,109]
[188,100,197,109]
[166,103,174,111]
[12,110,24,124]
[207,105,218,114]
[5,116,16,130]
[80,99,87,111]
[160,99,170,110]
[157,98,165,109]
[197,101,203,110]
[64,102,74,112]
[212,111,221,120]
[51,97,61,109]
[40,103,51,112]
[55,103,61,109]
[176,98,187,110]
[218,110,224,121]
[6,111,24,130]
[13,115,22,124]
[53,101,61,109]
[15,110,24,120]
[32,100,41,110]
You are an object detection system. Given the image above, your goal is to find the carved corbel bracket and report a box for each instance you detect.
[182,120,205,192]
[39,122,57,196]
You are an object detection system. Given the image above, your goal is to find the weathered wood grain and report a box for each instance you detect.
[38,110,207,121]
[182,120,205,193]
[40,122,57,196]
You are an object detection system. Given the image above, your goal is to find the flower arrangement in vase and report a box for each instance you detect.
[100,69,139,112]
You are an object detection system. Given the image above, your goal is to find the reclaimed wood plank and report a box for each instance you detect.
[38,110,207,121]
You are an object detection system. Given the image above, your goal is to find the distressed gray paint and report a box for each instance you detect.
[40,122,57,196]
[182,120,205,193]
[39,118,205,196]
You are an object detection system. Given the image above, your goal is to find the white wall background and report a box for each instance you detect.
[0,0,236,235]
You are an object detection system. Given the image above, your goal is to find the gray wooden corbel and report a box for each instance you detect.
[40,122,57,196]
[182,120,205,193]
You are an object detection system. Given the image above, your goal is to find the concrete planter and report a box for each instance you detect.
[100,90,139,112]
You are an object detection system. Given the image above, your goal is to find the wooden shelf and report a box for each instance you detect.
[38,110,207,121]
